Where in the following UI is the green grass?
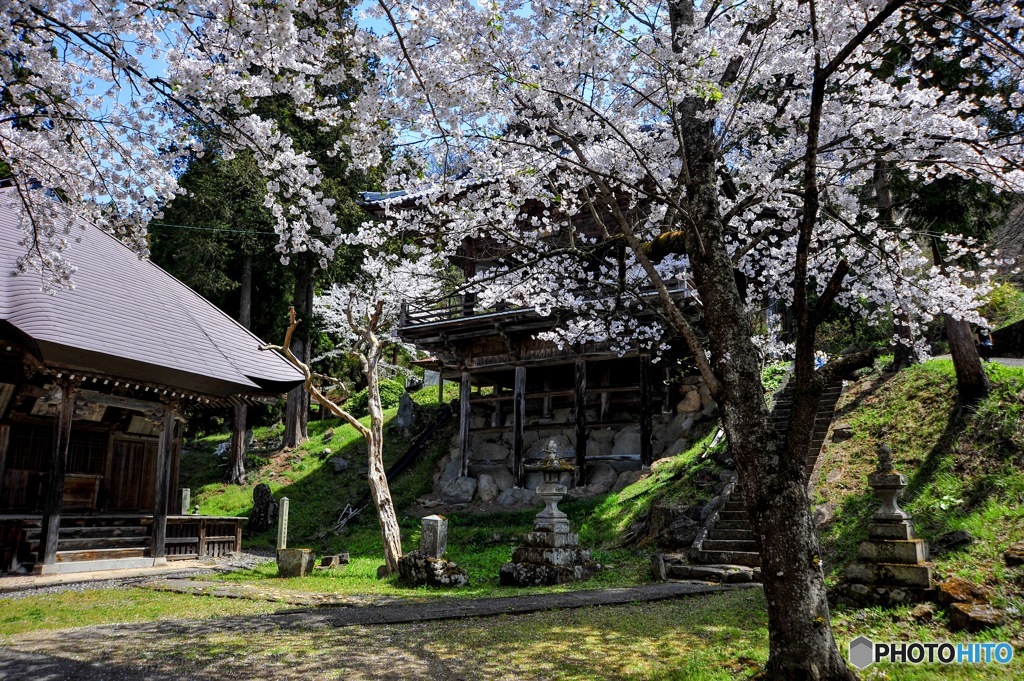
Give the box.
[816,360,1024,616]
[981,282,1024,330]
[579,423,722,547]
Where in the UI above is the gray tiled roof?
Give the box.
[0,192,303,397]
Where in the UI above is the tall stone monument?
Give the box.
[841,444,934,604]
[500,440,598,586]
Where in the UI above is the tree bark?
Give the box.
[284,256,314,447]
[874,162,917,370]
[365,343,403,575]
[229,255,252,484]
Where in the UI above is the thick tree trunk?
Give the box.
[663,6,854,669]
[229,255,252,484]
[365,348,403,575]
[284,256,314,447]
[946,315,990,406]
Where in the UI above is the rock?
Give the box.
[589,429,617,443]
[523,471,544,491]
[649,502,701,548]
[611,470,645,493]
[948,603,1006,632]
[611,433,643,457]
[932,530,974,556]
[676,390,702,413]
[661,438,689,458]
[1004,542,1024,566]
[471,439,510,462]
[395,392,416,430]
[397,550,469,588]
[322,428,335,442]
[937,576,993,605]
[330,457,349,473]
[471,466,515,491]
[700,496,722,522]
[320,553,350,569]
[587,464,619,489]
[439,453,463,486]
[440,476,478,504]
[248,483,277,533]
[700,403,718,418]
[831,422,853,442]
[497,487,540,507]
[813,504,835,527]
[910,603,936,623]
[526,434,571,459]
[651,554,668,581]
[477,474,499,503]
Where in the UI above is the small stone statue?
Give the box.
[875,443,895,473]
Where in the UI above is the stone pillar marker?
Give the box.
[277,497,289,550]
[420,515,448,558]
[179,488,191,516]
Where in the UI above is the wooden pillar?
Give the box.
[640,354,653,467]
[512,365,526,486]
[151,402,177,564]
[438,375,444,405]
[0,424,9,507]
[39,380,76,571]
[458,372,471,477]
[574,359,587,486]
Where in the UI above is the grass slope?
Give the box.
[816,359,1024,635]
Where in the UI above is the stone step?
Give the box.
[667,563,761,584]
[714,519,751,531]
[708,528,756,541]
[702,539,759,553]
[722,501,745,512]
[717,510,748,522]
[691,549,761,567]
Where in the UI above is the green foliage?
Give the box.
[980,282,1024,330]
[341,378,406,418]
[761,361,790,399]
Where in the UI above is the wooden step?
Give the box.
[55,548,148,563]
[55,537,150,551]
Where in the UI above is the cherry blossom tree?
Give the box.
[266,254,438,575]
[348,1,1023,677]
[1,0,357,292]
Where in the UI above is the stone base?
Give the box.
[868,520,915,541]
[277,548,315,578]
[499,561,598,586]
[844,561,933,588]
[500,529,598,586]
[397,550,469,588]
[832,582,937,607]
[857,539,928,564]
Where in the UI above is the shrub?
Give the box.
[342,378,406,418]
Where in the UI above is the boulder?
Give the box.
[438,452,463,486]
[395,392,416,431]
[831,422,853,442]
[472,440,510,462]
[477,474,499,503]
[931,529,974,556]
[248,483,277,533]
[611,432,643,457]
[497,488,540,507]
[587,464,619,490]
[948,603,1006,632]
[648,502,701,548]
[472,466,515,491]
[937,577,993,605]
[277,548,315,577]
[662,438,689,458]
[909,603,936,623]
[440,476,478,504]
[676,390,702,413]
[611,470,645,493]
[1004,542,1024,566]
[330,457,349,473]
[526,434,571,459]
[590,429,617,443]
[397,550,469,588]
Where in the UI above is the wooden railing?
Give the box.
[164,516,244,560]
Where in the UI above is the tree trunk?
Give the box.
[663,6,854,669]
[284,256,314,447]
[365,345,403,575]
[930,239,990,406]
[229,254,252,484]
[946,316,990,406]
[874,162,916,371]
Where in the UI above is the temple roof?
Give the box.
[0,191,303,398]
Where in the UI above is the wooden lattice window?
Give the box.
[7,424,107,474]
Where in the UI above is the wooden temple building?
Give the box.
[365,191,705,491]
[0,191,303,574]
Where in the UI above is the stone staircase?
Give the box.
[678,380,844,576]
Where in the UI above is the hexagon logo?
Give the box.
[849,636,875,670]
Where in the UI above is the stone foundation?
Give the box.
[499,530,598,586]
[397,550,469,588]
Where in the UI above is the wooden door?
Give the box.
[107,439,157,512]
